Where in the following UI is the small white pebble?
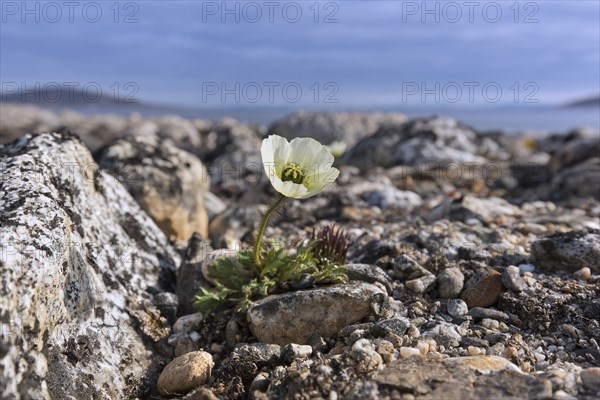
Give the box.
[534,352,546,362]
[400,347,421,358]
[468,346,482,356]
[189,331,201,342]
[210,342,224,353]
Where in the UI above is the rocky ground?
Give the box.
[1,104,599,399]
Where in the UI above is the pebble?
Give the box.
[153,292,179,324]
[501,265,526,292]
[282,343,313,363]
[460,337,490,348]
[384,333,404,348]
[484,333,510,345]
[580,367,600,391]
[347,329,367,345]
[460,268,504,308]
[436,267,465,299]
[352,339,384,369]
[374,339,395,362]
[307,334,327,352]
[343,323,374,338]
[344,263,394,293]
[487,342,505,356]
[468,346,483,356]
[210,343,224,353]
[186,388,218,400]
[173,313,204,334]
[247,282,384,345]
[157,351,214,396]
[407,325,421,338]
[364,188,423,211]
[447,299,469,318]
[416,341,429,355]
[248,372,270,398]
[422,321,463,345]
[468,307,509,321]
[574,267,592,280]
[520,361,532,373]
[174,336,196,357]
[481,319,500,330]
[393,255,431,280]
[225,318,241,348]
[400,347,421,358]
[405,274,437,294]
[502,346,518,359]
[371,318,410,337]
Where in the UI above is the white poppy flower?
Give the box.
[261,135,340,199]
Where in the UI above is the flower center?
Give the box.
[281,163,305,184]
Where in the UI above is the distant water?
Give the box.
[6,102,600,134]
[399,107,600,134]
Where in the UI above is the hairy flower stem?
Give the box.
[253,194,286,268]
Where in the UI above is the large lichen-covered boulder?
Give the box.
[0,132,180,399]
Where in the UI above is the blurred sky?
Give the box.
[1,0,599,108]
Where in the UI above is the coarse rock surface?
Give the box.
[95,135,211,244]
[2,108,599,399]
[0,132,180,399]
[247,282,385,345]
